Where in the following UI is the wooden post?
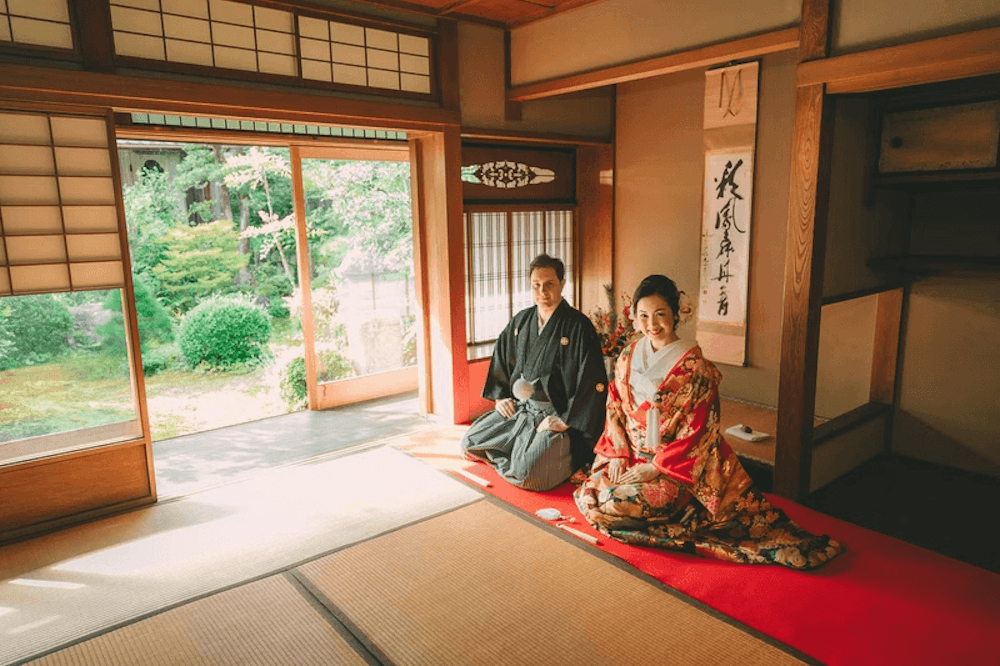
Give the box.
[774,0,834,500]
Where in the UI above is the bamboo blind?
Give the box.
[0,110,125,296]
[109,0,433,96]
[0,0,74,50]
[464,209,574,357]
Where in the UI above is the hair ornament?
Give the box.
[677,290,694,324]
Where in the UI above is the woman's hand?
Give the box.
[606,458,626,483]
[618,463,660,484]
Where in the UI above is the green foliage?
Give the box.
[142,342,182,376]
[279,349,352,410]
[178,295,272,370]
[278,355,308,410]
[0,294,74,370]
[311,161,413,277]
[258,273,293,318]
[153,220,247,314]
[122,167,183,276]
[99,276,174,356]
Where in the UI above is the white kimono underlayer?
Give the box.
[629,337,697,450]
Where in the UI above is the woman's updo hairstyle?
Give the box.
[632,274,682,329]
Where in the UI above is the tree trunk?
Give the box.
[212,145,234,223]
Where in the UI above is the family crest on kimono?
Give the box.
[461,254,608,491]
[574,274,844,570]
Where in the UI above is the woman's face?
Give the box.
[634,294,678,351]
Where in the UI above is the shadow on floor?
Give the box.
[152,391,430,499]
[806,454,1000,574]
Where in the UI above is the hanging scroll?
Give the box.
[698,61,759,366]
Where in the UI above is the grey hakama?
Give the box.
[461,300,608,491]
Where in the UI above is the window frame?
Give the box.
[463,202,579,362]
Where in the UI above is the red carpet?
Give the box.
[452,463,1000,666]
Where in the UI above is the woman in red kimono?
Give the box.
[574,275,843,570]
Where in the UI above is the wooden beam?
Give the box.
[870,287,903,405]
[73,0,116,71]
[774,0,832,501]
[798,26,1000,94]
[507,27,799,101]
[289,146,320,411]
[461,125,611,146]
[0,64,461,131]
[437,19,462,113]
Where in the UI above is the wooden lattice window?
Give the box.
[464,208,575,360]
[0,0,74,50]
[108,0,435,98]
[0,110,125,295]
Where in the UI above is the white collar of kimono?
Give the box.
[537,301,561,333]
[629,337,697,403]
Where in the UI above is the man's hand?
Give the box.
[494,398,516,419]
[535,415,569,433]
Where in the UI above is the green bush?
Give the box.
[178,295,272,370]
[142,342,181,376]
[279,355,308,410]
[279,349,353,410]
[0,294,74,370]
[100,275,174,357]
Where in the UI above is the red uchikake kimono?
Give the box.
[574,341,843,570]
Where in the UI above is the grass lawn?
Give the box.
[0,343,303,444]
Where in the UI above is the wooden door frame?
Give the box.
[775,12,1000,500]
[290,143,420,411]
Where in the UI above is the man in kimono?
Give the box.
[461,254,608,491]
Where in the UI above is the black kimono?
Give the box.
[461,299,608,490]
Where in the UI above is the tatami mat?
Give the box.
[298,501,813,666]
[0,447,479,666]
[22,575,370,666]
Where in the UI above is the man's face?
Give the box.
[531,267,564,314]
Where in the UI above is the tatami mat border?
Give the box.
[7,499,481,666]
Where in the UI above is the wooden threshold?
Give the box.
[812,401,891,446]
[798,26,1000,94]
[507,26,799,101]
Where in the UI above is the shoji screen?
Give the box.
[0,110,125,296]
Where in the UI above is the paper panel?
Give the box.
[209,0,252,25]
[0,113,50,144]
[254,6,292,33]
[0,145,54,175]
[70,260,125,288]
[54,147,112,177]
[166,38,213,66]
[161,0,209,19]
[0,175,59,205]
[59,177,115,205]
[50,117,108,148]
[0,205,63,233]
[256,28,294,55]
[213,45,257,71]
[398,34,428,56]
[365,28,396,51]
[62,205,119,233]
[367,69,399,90]
[114,31,166,60]
[258,52,296,77]
[5,234,67,264]
[66,233,122,261]
[333,64,367,87]
[400,73,431,94]
[162,14,211,42]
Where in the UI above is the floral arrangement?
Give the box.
[589,283,637,359]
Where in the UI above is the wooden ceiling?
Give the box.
[325,0,609,28]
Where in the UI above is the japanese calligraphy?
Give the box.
[699,151,753,324]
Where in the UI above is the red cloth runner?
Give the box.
[452,464,1000,666]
